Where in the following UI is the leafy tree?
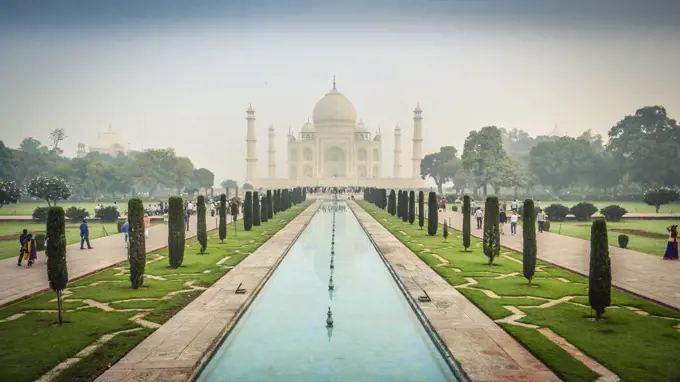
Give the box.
[46,207,68,325]
[461,126,509,196]
[128,198,146,289]
[0,181,21,209]
[600,205,628,222]
[427,192,438,236]
[0,141,18,181]
[26,176,71,206]
[133,148,179,197]
[168,196,185,268]
[408,190,415,224]
[522,199,537,284]
[49,128,67,154]
[589,219,612,320]
[529,137,595,196]
[197,195,208,254]
[169,156,195,195]
[266,190,273,219]
[388,190,396,215]
[483,196,500,265]
[644,188,679,213]
[417,191,424,229]
[243,191,253,231]
[218,194,227,243]
[607,106,680,187]
[192,168,215,195]
[420,146,461,196]
[462,195,471,251]
[19,137,45,154]
[221,179,238,189]
[243,183,254,190]
[253,191,261,226]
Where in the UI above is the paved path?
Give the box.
[96,201,320,382]
[0,214,230,307]
[440,210,680,311]
[350,202,557,381]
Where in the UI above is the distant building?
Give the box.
[77,127,128,158]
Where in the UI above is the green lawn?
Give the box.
[0,201,311,382]
[534,200,680,214]
[360,201,680,382]
[550,219,679,257]
[0,202,102,216]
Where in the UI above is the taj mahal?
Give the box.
[246,78,425,189]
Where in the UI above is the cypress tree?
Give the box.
[483,196,500,265]
[522,199,537,284]
[408,190,416,224]
[303,187,307,201]
[273,190,279,214]
[401,191,408,222]
[589,219,612,320]
[218,194,227,243]
[168,196,185,268]
[244,191,253,231]
[427,191,438,236]
[381,188,387,209]
[197,195,208,254]
[261,195,268,223]
[46,206,68,325]
[253,191,261,226]
[443,220,449,241]
[462,195,471,251]
[230,199,239,236]
[418,191,425,229]
[266,190,273,219]
[388,190,396,215]
[128,198,146,288]
[397,190,403,218]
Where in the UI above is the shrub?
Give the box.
[95,206,120,222]
[266,190,273,219]
[483,196,500,265]
[32,206,50,222]
[452,205,458,212]
[408,191,415,224]
[600,205,628,222]
[418,191,424,229]
[543,220,551,232]
[427,192,438,236]
[570,202,598,221]
[128,198,146,289]
[644,188,679,213]
[618,234,629,249]
[65,206,89,223]
[522,200,537,284]
[34,233,45,251]
[197,195,207,254]
[243,191,253,231]
[589,219,612,320]
[0,180,21,208]
[26,176,71,206]
[388,190,397,216]
[462,195,471,251]
[218,194,227,243]
[544,204,569,221]
[253,191,261,226]
[168,196,185,268]
[46,206,68,325]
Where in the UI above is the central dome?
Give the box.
[312,85,357,126]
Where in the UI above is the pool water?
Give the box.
[197,201,460,381]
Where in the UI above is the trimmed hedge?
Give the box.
[618,234,629,249]
[243,191,253,231]
[462,195,471,251]
[65,206,89,223]
[168,196,185,268]
[427,192,438,236]
[46,206,68,325]
[388,190,396,216]
[545,204,569,221]
[589,219,612,320]
[95,206,120,222]
[253,191,261,226]
[408,191,415,224]
[522,199,537,284]
[570,202,598,221]
[197,195,207,254]
[32,207,49,222]
[128,198,146,288]
[266,190,273,219]
[218,194,227,243]
[600,205,628,222]
[418,191,425,229]
[483,196,500,265]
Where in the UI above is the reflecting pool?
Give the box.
[197,201,460,381]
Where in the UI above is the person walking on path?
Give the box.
[499,209,507,235]
[474,207,483,230]
[25,234,37,267]
[143,214,151,239]
[537,209,547,233]
[184,210,191,231]
[510,211,519,235]
[17,229,28,266]
[471,199,476,216]
[121,220,130,248]
[664,225,678,260]
[80,219,93,249]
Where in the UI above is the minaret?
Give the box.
[393,124,402,178]
[268,125,276,178]
[412,103,423,179]
[245,104,257,183]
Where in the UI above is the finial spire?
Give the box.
[333,75,336,89]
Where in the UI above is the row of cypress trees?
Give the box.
[241,187,305,231]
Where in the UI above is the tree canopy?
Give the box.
[420,146,462,196]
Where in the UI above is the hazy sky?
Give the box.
[2,0,679,183]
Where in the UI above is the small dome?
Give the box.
[356,119,368,132]
[312,85,357,126]
[89,129,127,155]
[301,121,315,133]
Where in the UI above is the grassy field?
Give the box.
[360,201,680,382]
[550,220,679,257]
[0,201,311,382]
[534,200,680,214]
[0,202,102,216]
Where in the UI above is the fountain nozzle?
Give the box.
[326,306,334,327]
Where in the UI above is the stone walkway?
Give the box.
[440,210,680,311]
[0,214,228,307]
[349,202,558,381]
[95,201,320,382]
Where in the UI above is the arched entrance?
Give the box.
[324,146,346,178]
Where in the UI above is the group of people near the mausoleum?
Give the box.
[450,197,548,236]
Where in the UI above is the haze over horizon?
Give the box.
[2,0,679,183]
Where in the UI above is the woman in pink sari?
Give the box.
[663,225,678,260]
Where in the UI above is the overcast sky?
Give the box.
[1,0,679,183]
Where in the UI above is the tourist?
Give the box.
[664,225,678,260]
[17,229,28,267]
[210,202,216,217]
[537,209,547,233]
[121,220,129,248]
[499,209,507,235]
[510,211,519,235]
[144,214,151,239]
[80,219,93,249]
[112,202,118,211]
[536,200,542,209]
[470,199,476,216]
[185,210,191,231]
[502,201,507,212]
[511,199,518,212]
[474,207,483,230]
[25,234,37,267]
